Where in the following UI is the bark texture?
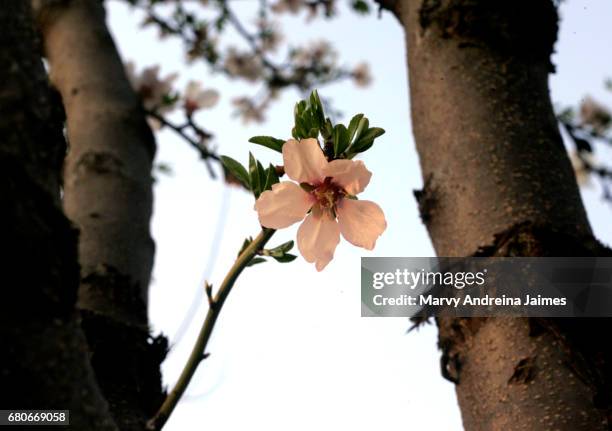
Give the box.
[0,1,117,429]
[32,0,164,429]
[398,0,612,429]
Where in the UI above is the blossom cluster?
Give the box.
[559,91,612,200]
[131,0,375,124]
[125,62,219,117]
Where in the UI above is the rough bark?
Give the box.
[32,0,164,429]
[0,1,117,429]
[397,0,612,429]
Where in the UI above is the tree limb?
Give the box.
[0,1,117,428]
[32,0,164,428]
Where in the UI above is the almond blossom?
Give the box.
[256,18,283,52]
[184,81,219,115]
[270,0,304,14]
[125,62,177,112]
[224,48,264,82]
[254,138,386,271]
[292,40,336,69]
[579,96,612,134]
[352,62,372,88]
[570,150,597,187]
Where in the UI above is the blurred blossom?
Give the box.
[570,150,597,187]
[184,81,219,114]
[271,0,304,14]
[125,62,178,113]
[224,48,265,82]
[305,0,337,20]
[232,97,266,124]
[579,96,611,134]
[257,19,283,52]
[352,62,372,87]
[292,40,337,69]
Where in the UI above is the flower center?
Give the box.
[312,178,344,210]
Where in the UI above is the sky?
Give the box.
[106,1,612,429]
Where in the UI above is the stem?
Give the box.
[147,110,219,178]
[148,111,218,161]
[147,228,276,430]
[222,1,279,73]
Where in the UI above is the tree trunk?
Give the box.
[32,0,164,429]
[0,1,117,429]
[392,0,612,429]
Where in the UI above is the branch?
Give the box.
[373,0,401,20]
[3,1,117,429]
[147,228,276,431]
[33,0,163,427]
[147,110,220,178]
[221,0,279,72]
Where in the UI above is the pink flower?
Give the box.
[254,138,386,271]
[184,81,219,114]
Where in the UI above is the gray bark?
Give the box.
[32,1,164,429]
[391,0,612,429]
[0,1,117,429]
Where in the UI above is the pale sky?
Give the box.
[106,1,612,429]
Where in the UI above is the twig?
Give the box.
[221,1,279,73]
[147,110,219,178]
[147,228,276,431]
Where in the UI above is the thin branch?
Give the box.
[222,0,279,72]
[147,110,219,178]
[147,228,276,431]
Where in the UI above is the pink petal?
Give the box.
[255,182,314,229]
[323,159,372,195]
[282,138,327,185]
[297,207,340,271]
[336,199,386,250]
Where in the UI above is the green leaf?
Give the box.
[349,140,375,155]
[321,118,334,140]
[249,136,285,153]
[333,124,350,157]
[263,164,280,192]
[352,117,369,143]
[249,152,261,197]
[247,257,267,266]
[347,114,364,143]
[348,127,385,155]
[309,90,325,127]
[267,240,294,257]
[351,0,370,14]
[307,127,320,139]
[220,156,250,189]
[293,117,308,140]
[256,160,267,193]
[356,127,385,144]
[295,100,307,118]
[301,110,317,136]
[272,253,297,263]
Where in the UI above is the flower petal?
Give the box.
[196,89,220,108]
[297,207,340,271]
[255,182,314,229]
[283,138,327,185]
[324,159,372,195]
[336,199,386,250]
